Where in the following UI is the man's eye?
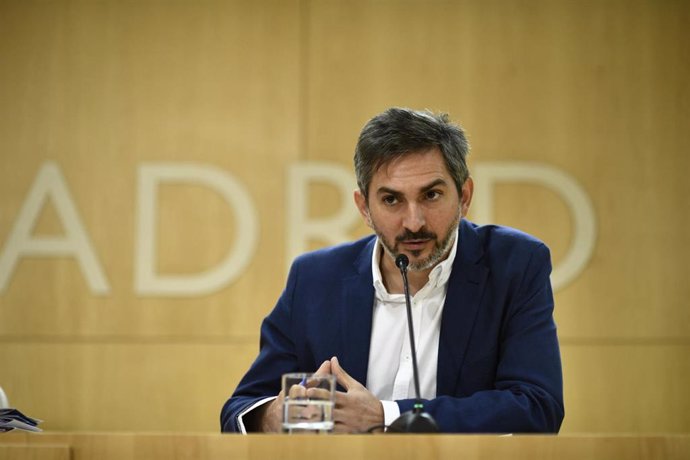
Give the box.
[382,195,398,205]
[426,190,441,200]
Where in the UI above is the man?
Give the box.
[221,108,564,433]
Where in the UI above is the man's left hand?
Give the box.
[330,356,384,433]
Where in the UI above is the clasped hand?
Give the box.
[257,357,384,433]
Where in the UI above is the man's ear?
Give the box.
[460,177,474,217]
[354,189,373,228]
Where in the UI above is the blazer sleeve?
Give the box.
[396,242,564,433]
[219,260,301,432]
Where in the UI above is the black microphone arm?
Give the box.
[386,254,439,433]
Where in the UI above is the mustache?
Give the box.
[395,228,437,242]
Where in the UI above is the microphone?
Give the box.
[387,254,439,433]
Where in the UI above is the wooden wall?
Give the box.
[0,0,688,433]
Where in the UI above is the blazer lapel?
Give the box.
[340,238,376,386]
[437,220,489,396]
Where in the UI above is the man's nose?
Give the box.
[402,203,425,232]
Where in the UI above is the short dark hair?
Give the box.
[354,107,470,200]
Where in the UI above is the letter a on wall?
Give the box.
[0,161,110,294]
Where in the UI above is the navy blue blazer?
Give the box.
[221,219,564,433]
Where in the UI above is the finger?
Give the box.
[332,406,349,425]
[332,411,355,434]
[334,390,349,407]
[330,356,357,391]
[314,359,331,376]
[287,383,307,399]
[333,421,350,434]
[305,387,331,400]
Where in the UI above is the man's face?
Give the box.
[354,148,473,272]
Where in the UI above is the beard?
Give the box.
[372,210,461,272]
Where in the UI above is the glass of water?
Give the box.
[282,372,336,434]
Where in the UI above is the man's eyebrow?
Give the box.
[375,178,449,196]
[375,186,402,196]
[420,178,448,193]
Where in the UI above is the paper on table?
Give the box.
[0,408,43,433]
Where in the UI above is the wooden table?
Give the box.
[1,432,689,460]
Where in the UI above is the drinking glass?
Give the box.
[282,373,336,434]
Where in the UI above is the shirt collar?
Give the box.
[371,226,460,300]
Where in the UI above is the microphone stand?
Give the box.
[386,254,439,433]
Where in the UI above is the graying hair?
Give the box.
[354,107,470,200]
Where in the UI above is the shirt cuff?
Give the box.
[380,400,401,429]
[237,396,277,434]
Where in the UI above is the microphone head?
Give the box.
[395,254,409,270]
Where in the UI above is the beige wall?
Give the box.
[0,0,688,433]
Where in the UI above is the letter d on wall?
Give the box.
[135,163,258,296]
[472,162,597,291]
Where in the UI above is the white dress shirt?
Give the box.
[366,231,458,427]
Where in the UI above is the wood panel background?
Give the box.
[0,0,688,433]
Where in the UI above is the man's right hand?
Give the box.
[252,359,333,432]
